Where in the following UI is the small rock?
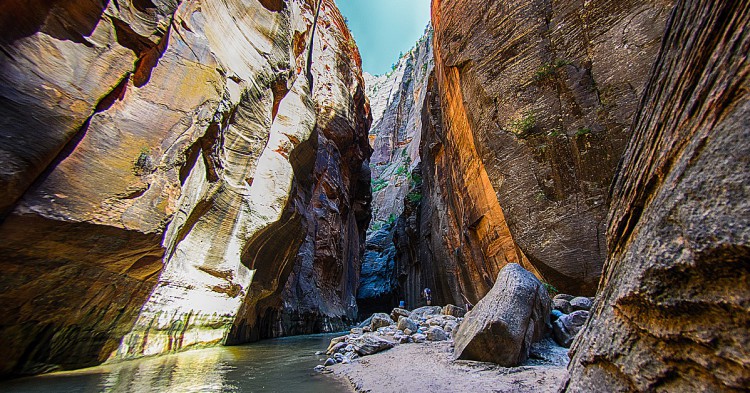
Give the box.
[324,358,336,366]
[570,297,593,311]
[444,320,458,333]
[554,294,575,301]
[427,326,449,341]
[397,316,419,333]
[391,307,411,321]
[326,338,348,355]
[345,344,355,352]
[553,298,573,314]
[409,306,443,320]
[553,310,590,347]
[314,365,326,372]
[363,326,372,332]
[370,313,394,330]
[314,351,324,355]
[411,333,427,343]
[404,328,413,335]
[350,327,364,335]
[341,357,351,364]
[333,353,345,363]
[442,304,466,318]
[551,309,564,321]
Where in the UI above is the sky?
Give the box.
[336,0,431,75]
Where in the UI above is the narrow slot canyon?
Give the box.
[0,0,747,392]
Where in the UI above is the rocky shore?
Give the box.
[315,265,592,392]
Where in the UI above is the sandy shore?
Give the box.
[330,338,569,393]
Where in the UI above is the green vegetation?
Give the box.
[533,59,571,83]
[395,164,408,176]
[386,213,397,225]
[543,282,559,296]
[575,127,592,137]
[508,112,537,138]
[406,190,423,204]
[371,178,388,192]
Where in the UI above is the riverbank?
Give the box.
[331,338,569,393]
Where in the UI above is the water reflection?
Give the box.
[1,333,349,393]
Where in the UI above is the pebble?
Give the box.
[324,358,336,366]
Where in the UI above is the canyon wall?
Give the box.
[564,0,750,390]
[0,0,369,375]
[428,0,675,296]
[357,29,434,313]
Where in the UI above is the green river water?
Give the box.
[0,333,351,393]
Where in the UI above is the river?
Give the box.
[0,333,351,393]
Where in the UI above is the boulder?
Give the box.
[442,304,466,318]
[551,309,565,321]
[326,335,348,354]
[427,326,449,341]
[409,306,443,320]
[553,298,573,314]
[324,358,336,366]
[453,264,551,366]
[553,310,589,347]
[357,315,374,328]
[391,308,411,321]
[411,333,427,343]
[397,316,419,333]
[570,297,592,311]
[348,333,396,356]
[553,294,575,301]
[369,313,394,330]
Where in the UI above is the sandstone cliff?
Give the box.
[358,29,433,313]
[564,0,750,390]
[0,0,369,375]
[428,0,675,296]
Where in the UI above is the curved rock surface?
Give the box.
[564,1,750,391]
[429,0,675,295]
[0,0,370,376]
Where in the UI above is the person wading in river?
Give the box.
[422,287,432,306]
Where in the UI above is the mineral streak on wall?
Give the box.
[0,0,370,375]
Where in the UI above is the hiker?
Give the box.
[422,287,432,306]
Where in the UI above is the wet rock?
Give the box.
[409,306,443,320]
[442,304,466,318]
[391,308,411,321]
[333,353,345,363]
[315,351,324,355]
[427,326,449,341]
[453,264,551,366]
[397,316,419,333]
[348,333,396,356]
[552,310,589,348]
[324,358,336,366]
[314,365,326,372]
[570,297,592,311]
[553,298,573,314]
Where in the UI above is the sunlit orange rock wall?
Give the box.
[429,0,674,295]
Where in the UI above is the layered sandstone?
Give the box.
[0,0,369,375]
[358,29,433,313]
[429,0,675,295]
[564,1,750,390]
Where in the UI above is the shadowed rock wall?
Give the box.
[429,0,675,296]
[564,0,750,390]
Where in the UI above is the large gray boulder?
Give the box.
[397,316,419,333]
[369,313,394,330]
[453,264,551,366]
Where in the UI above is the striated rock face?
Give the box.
[564,1,750,391]
[0,0,369,375]
[429,0,675,295]
[358,28,433,314]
